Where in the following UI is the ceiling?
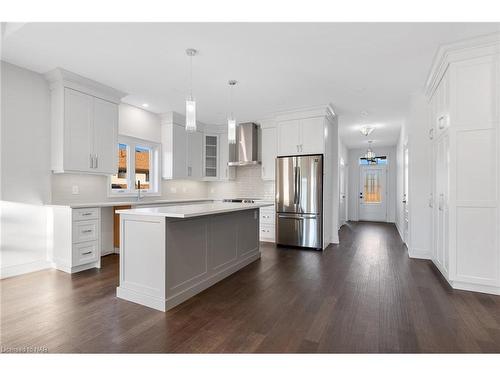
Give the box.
[2,22,499,148]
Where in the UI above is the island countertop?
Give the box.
[116,201,273,218]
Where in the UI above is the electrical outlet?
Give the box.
[72,185,79,195]
[182,187,187,193]
[210,188,215,194]
[170,187,177,193]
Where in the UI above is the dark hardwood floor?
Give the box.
[2,221,500,353]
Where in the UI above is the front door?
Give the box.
[359,166,387,222]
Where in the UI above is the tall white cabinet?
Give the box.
[45,68,125,175]
[426,33,500,295]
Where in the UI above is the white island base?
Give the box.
[116,203,267,312]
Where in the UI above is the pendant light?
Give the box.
[227,80,238,144]
[365,140,376,161]
[185,48,197,133]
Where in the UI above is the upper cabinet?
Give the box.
[46,68,125,175]
[277,116,325,156]
[218,133,236,181]
[203,134,219,180]
[161,111,204,180]
[261,124,277,180]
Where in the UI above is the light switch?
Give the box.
[72,185,79,195]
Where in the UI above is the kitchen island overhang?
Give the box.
[115,202,273,312]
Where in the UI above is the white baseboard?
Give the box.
[450,280,500,296]
[0,259,52,279]
[408,247,431,260]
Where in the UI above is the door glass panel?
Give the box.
[135,145,151,189]
[111,143,128,190]
[364,171,381,203]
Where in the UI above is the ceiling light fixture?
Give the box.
[360,125,375,137]
[185,48,197,133]
[141,103,149,108]
[227,80,238,144]
[364,140,376,161]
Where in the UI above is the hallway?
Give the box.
[2,222,500,353]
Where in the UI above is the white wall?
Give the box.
[397,93,432,259]
[348,145,397,223]
[0,61,52,278]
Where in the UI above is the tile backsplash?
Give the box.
[206,165,275,200]
[50,166,274,204]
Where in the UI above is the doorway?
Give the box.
[359,166,387,222]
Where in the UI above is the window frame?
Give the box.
[108,135,161,197]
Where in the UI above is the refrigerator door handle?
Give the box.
[297,166,302,212]
[293,165,299,205]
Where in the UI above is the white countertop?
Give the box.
[48,198,214,209]
[116,202,274,218]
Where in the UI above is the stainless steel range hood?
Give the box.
[228,122,261,166]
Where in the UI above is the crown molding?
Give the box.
[45,67,127,104]
[425,32,500,98]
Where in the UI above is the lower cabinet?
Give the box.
[259,205,275,242]
[52,206,102,273]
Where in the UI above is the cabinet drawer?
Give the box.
[260,211,275,224]
[260,223,275,242]
[73,220,99,243]
[73,241,99,266]
[72,207,100,221]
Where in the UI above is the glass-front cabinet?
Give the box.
[203,134,219,179]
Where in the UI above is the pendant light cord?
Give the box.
[189,53,193,99]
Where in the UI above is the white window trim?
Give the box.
[108,135,162,197]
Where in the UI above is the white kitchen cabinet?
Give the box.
[52,206,102,273]
[259,205,276,242]
[92,97,118,174]
[261,127,277,180]
[426,33,500,295]
[46,68,125,175]
[187,131,203,179]
[161,112,204,180]
[218,132,236,181]
[277,116,325,156]
[278,119,301,155]
[203,134,219,180]
[300,117,325,154]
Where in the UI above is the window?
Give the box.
[359,156,388,165]
[109,136,160,196]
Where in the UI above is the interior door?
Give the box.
[93,97,118,174]
[359,166,387,222]
[403,145,409,244]
[339,160,347,226]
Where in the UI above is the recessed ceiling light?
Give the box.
[142,103,149,108]
[360,126,375,137]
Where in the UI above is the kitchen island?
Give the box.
[116,202,273,311]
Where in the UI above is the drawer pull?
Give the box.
[81,251,93,255]
[82,229,93,233]
[82,213,92,216]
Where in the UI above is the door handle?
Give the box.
[90,154,93,168]
[81,251,93,255]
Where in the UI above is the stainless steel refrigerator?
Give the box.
[276,154,323,250]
